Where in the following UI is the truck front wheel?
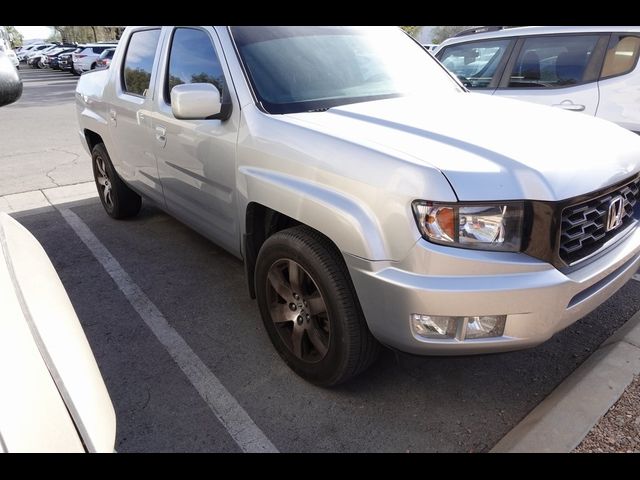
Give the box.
[255,225,380,386]
[91,143,142,219]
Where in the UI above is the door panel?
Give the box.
[107,28,164,204]
[597,34,640,132]
[150,27,239,255]
[496,82,599,115]
[494,34,605,116]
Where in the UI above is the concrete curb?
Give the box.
[0,182,97,216]
[491,308,640,452]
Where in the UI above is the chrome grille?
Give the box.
[560,177,640,264]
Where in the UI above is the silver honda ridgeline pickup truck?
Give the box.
[76,26,640,386]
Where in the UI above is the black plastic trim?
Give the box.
[525,173,640,271]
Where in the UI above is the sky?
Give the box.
[14,26,53,41]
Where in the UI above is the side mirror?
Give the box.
[170,83,231,121]
[0,53,22,107]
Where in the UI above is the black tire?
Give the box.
[255,225,380,386]
[90,62,96,70]
[91,143,142,219]
[72,68,80,76]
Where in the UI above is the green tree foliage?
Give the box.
[190,72,224,93]
[50,26,124,44]
[124,67,152,96]
[400,26,422,38]
[167,72,225,97]
[167,74,185,94]
[3,26,23,47]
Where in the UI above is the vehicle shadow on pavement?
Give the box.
[16,201,640,452]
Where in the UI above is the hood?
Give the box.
[284,93,640,201]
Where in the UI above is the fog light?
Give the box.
[410,314,457,339]
[464,315,506,339]
[411,314,506,340]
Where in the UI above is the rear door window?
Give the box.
[507,35,600,88]
[438,39,511,88]
[601,34,640,79]
[122,29,161,96]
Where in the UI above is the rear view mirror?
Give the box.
[0,53,22,107]
[170,83,231,120]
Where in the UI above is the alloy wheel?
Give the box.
[95,155,114,211]
[266,259,330,363]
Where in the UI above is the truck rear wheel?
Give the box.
[91,143,141,219]
[255,225,380,386]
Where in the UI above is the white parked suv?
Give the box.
[73,44,118,74]
[76,26,640,386]
[434,26,640,133]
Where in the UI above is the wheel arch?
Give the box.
[84,129,104,153]
[241,168,389,298]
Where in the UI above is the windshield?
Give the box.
[230,26,461,114]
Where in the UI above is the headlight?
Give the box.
[412,201,524,252]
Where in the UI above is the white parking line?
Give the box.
[59,208,278,453]
[633,273,640,282]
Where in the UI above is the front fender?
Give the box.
[240,167,392,260]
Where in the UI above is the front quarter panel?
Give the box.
[237,106,457,261]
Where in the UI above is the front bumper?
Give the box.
[346,226,640,355]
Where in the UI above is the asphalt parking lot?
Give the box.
[3,68,640,452]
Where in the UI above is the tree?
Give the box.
[3,26,23,48]
[47,30,62,42]
[400,26,422,38]
[431,26,476,44]
[124,67,152,96]
[49,26,122,44]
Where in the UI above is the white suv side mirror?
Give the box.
[170,83,228,120]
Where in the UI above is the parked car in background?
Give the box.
[47,47,78,70]
[27,45,61,68]
[0,52,116,453]
[59,47,84,73]
[422,43,438,51]
[0,27,19,69]
[22,44,54,62]
[76,26,640,386]
[73,44,118,74]
[18,44,51,61]
[434,26,640,133]
[95,48,115,69]
[29,44,77,69]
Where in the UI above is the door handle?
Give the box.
[552,100,586,112]
[155,126,167,147]
[109,109,117,126]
